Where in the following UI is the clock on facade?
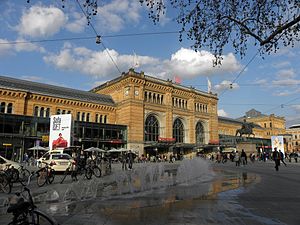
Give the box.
[134,90,139,96]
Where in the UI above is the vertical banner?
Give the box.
[49,114,72,150]
[271,136,284,153]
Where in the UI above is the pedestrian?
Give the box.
[279,150,287,166]
[234,151,240,166]
[241,149,247,166]
[121,152,127,170]
[128,150,134,170]
[273,148,280,171]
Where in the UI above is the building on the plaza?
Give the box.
[218,116,271,154]
[285,124,300,152]
[240,109,286,137]
[0,69,290,160]
[0,75,127,159]
[92,69,219,157]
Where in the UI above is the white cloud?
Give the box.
[218,109,229,117]
[14,38,45,53]
[160,48,242,79]
[276,69,296,79]
[65,12,87,33]
[0,38,45,56]
[44,45,242,81]
[16,5,66,38]
[95,0,141,32]
[214,80,240,93]
[0,38,12,55]
[272,61,291,69]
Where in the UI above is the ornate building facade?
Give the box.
[92,69,219,156]
[0,75,127,159]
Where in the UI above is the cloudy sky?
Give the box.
[1,0,300,127]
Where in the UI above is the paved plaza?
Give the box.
[0,159,300,225]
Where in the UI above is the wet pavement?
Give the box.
[1,159,300,225]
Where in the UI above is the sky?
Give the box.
[0,0,300,127]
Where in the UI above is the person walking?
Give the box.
[241,149,247,166]
[234,151,240,166]
[273,148,281,171]
[121,152,127,170]
[279,150,287,166]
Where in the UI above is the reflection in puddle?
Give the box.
[43,167,264,225]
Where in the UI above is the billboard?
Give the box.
[271,136,284,153]
[49,114,72,150]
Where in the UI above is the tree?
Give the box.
[140,0,300,64]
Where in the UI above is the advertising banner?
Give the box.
[49,114,72,150]
[271,136,284,153]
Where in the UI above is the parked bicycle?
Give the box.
[36,162,55,187]
[60,161,93,184]
[0,170,12,193]
[18,165,31,186]
[7,173,59,225]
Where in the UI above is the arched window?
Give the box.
[7,103,13,114]
[173,118,184,143]
[87,113,90,122]
[76,112,80,121]
[56,109,61,115]
[46,108,50,117]
[95,114,99,123]
[0,102,6,113]
[100,115,103,123]
[195,122,205,145]
[40,107,45,117]
[104,115,107,123]
[34,106,39,116]
[81,112,85,121]
[144,114,159,142]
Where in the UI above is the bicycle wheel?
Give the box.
[92,166,101,178]
[48,169,55,184]
[60,168,69,184]
[31,209,59,225]
[19,168,30,186]
[0,174,11,194]
[37,168,47,187]
[84,167,92,180]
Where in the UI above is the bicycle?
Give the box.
[60,161,92,184]
[87,160,102,178]
[3,164,19,183]
[0,171,12,193]
[7,173,59,225]
[36,162,55,187]
[18,165,31,186]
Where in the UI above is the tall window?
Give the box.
[46,108,50,117]
[195,122,205,145]
[81,112,85,121]
[104,115,107,123]
[144,114,159,142]
[86,113,90,122]
[95,114,99,123]
[7,103,13,114]
[173,118,184,143]
[34,106,39,116]
[40,107,45,117]
[76,112,80,121]
[0,102,6,113]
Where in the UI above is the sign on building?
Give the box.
[271,136,284,153]
[49,114,72,150]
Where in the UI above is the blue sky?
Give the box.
[1,1,300,127]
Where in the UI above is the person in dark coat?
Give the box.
[273,148,280,171]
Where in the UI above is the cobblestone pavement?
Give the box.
[0,160,299,225]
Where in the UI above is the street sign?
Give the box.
[2,143,12,147]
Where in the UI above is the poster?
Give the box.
[271,136,284,153]
[49,114,72,150]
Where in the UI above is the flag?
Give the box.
[174,75,182,84]
[207,77,212,93]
